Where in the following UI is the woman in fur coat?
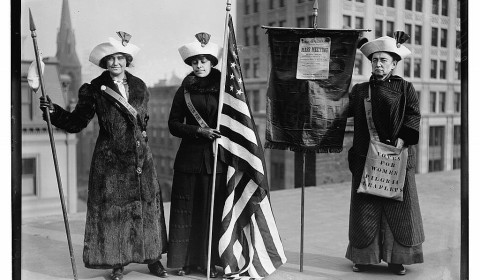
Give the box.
[40,32,168,280]
[167,32,226,278]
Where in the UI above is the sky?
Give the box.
[21,0,237,86]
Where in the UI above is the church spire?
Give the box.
[56,0,82,103]
[56,0,80,66]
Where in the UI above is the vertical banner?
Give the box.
[263,28,363,153]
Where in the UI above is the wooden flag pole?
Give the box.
[29,9,78,280]
[207,1,232,279]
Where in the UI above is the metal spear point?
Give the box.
[312,0,318,29]
[29,9,78,280]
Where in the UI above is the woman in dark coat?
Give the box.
[167,32,226,278]
[345,34,424,276]
[40,32,168,280]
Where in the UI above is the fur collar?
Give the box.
[91,70,145,92]
[181,68,221,94]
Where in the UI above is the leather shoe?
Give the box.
[177,266,191,276]
[110,267,124,280]
[148,261,168,278]
[352,264,370,272]
[388,263,406,275]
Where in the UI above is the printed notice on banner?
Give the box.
[296,37,331,80]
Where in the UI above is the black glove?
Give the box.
[39,95,55,114]
[197,127,221,140]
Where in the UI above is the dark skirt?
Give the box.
[167,170,227,268]
[346,214,424,265]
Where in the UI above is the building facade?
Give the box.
[235,0,461,189]
[21,59,78,217]
[147,85,182,201]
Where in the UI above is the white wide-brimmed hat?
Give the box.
[360,32,411,61]
[178,32,221,66]
[89,31,140,68]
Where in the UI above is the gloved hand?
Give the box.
[197,127,221,140]
[39,95,55,114]
[395,138,404,149]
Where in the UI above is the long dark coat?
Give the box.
[50,70,168,269]
[167,68,227,268]
[347,75,425,249]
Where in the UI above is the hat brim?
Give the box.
[178,41,221,66]
[360,36,411,61]
[89,37,140,68]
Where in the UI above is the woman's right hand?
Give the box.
[197,127,221,140]
[39,95,55,114]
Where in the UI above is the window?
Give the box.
[268,21,276,27]
[21,84,33,121]
[376,0,383,5]
[456,31,461,49]
[354,53,363,75]
[308,15,315,27]
[453,125,461,169]
[279,0,285,7]
[454,92,461,113]
[244,27,250,46]
[244,0,250,14]
[439,60,446,79]
[431,27,438,46]
[405,0,412,10]
[355,17,364,29]
[414,25,422,45]
[343,15,351,28]
[440,29,447,47]
[253,0,259,13]
[429,91,437,113]
[22,158,37,196]
[404,57,411,77]
[387,0,395,7]
[432,0,439,14]
[278,20,286,27]
[253,25,259,45]
[298,0,305,3]
[375,20,383,38]
[438,91,446,112]
[387,21,394,37]
[414,58,421,77]
[253,57,260,78]
[269,0,274,9]
[405,24,412,39]
[297,17,306,28]
[441,0,448,16]
[252,90,260,112]
[455,62,461,80]
[430,59,437,78]
[429,126,445,171]
[243,59,250,78]
[415,0,422,12]
[356,0,364,2]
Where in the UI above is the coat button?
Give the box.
[136,140,140,147]
[136,167,142,174]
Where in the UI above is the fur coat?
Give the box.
[347,75,425,248]
[50,70,168,269]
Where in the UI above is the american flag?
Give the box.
[217,15,287,279]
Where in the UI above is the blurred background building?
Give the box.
[20,0,461,215]
[235,0,461,189]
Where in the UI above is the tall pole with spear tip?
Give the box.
[28,9,78,280]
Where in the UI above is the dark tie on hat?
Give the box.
[116,31,132,46]
[393,31,410,48]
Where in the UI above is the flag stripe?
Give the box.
[223,91,252,118]
[218,137,264,175]
[219,113,258,145]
